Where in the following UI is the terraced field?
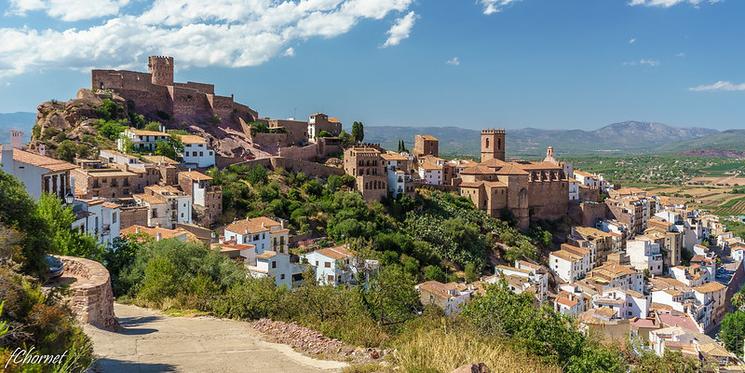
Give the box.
[713,196,745,216]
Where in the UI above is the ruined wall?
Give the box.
[280,144,318,161]
[172,86,212,122]
[176,81,215,94]
[58,256,117,330]
[250,132,291,152]
[236,157,344,178]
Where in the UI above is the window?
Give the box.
[280,274,285,280]
[327,275,334,283]
[199,152,204,157]
[271,261,276,269]
[324,262,331,268]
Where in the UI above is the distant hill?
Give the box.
[365,121,720,157]
[0,112,35,144]
[661,129,745,153]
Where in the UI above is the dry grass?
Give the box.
[392,328,561,373]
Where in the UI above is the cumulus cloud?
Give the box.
[689,81,745,92]
[628,0,720,7]
[283,47,295,57]
[629,38,636,44]
[382,11,417,47]
[8,0,130,21]
[0,0,414,77]
[446,57,460,66]
[479,0,519,15]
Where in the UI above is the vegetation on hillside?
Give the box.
[0,171,95,372]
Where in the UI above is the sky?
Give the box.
[0,0,743,130]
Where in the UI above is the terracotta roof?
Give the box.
[179,170,213,181]
[8,148,77,172]
[461,165,497,175]
[179,135,207,144]
[213,241,255,252]
[699,342,735,358]
[102,202,120,209]
[459,181,485,188]
[380,153,409,161]
[120,225,199,242]
[495,164,529,176]
[561,243,590,257]
[316,245,354,260]
[226,217,283,235]
[128,128,169,136]
[417,281,465,301]
[694,281,726,293]
[513,161,563,170]
[417,135,438,141]
[256,251,278,260]
[556,291,579,307]
[550,249,583,262]
[133,193,166,205]
[142,155,179,165]
[657,313,700,332]
[479,158,509,168]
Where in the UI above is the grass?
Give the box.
[392,328,561,373]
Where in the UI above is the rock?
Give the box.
[452,363,490,373]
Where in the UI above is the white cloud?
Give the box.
[629,38,636,44]
[624,59,660,67]
[8,0,130,21]
[283,47,295,57]
[0,0,414,78]
[479,0,519,15]
[446,57,460,66]
[628,0,720,8]
[689,81,745,92]
[382,11,417,47]
[676,52,686,57]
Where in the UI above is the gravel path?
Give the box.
[84,303,348,373]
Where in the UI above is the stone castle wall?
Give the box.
[58,256,118,330]
[237,157,344,178]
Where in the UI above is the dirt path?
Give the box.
[84,303,348,373]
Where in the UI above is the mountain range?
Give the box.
[365,121,737,157]
[0,112,740,157]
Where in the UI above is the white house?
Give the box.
[626,238,664,275]
[179,135,215,168]
[418,156,444,185]
[416,281,475,316]
[492,261,549,302]
[117,127,170,152]
[133,185,192,229]
[248,250,293,289]
[549,247,589,283]
[592,288,650,319]
[554,289,586,317]
[0,146,77,200]
[224,216,289,254]
[670,265,712,287]
[301,245,358,286]
[381,152,415,198]
[70,199,121,247]
[732,243,745,262]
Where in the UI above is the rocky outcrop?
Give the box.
[251,318,386,364]
[57,256,118,330]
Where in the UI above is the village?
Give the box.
[2,56,745,372]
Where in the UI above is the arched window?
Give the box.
[485,138,490,149]
[497,138,501,150]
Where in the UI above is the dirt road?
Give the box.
[84,303,348,372]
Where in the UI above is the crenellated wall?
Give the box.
[57,256,118,330]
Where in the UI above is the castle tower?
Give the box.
[481,129,505,163]
[148,56,174,86]
[544,146,557,163]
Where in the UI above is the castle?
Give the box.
[92,56,258,127]
[456,129,569,230]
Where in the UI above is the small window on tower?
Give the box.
[485,138,490,148]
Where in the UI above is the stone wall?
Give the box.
[58,256,118,330]
[236,157,344,178]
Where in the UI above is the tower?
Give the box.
[480,129,505,162]
[148,56,174,86]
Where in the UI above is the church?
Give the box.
[455,129,569,230]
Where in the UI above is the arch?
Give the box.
[485,138,490,149]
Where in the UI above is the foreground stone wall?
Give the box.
[58,256,118,330]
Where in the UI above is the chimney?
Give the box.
[10,130,23,149]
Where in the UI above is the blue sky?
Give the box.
[0,0,743,130]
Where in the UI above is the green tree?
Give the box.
[464,262,479,283]
[632,351,699,373]
[351,121,364,143]
[154,138,182,160]
[97,119,127,140]
[423,265,446,282]
[360,265,420,327]
[143,121,162,131]
[37,194,103,260]
[0,171,49,274]
[720,311,745,356]
[566,344,625,373]
[56,140,81,162]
